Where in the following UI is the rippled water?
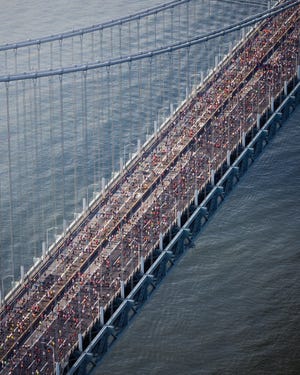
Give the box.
[0,1,299,374]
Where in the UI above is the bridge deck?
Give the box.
[0,4,299,374]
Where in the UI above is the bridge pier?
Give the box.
[226,150,231,167]
[120,280,125,299]
[140,255,145,275]
[100,306,105,326]
[284,80,288,96]
[159,232,163,251]
[210,169,215,186]
[177,211,182,228]
[242,131,246,148]
[270,96,275,113]
[78,333,83,352]
[194,189,199,206]
[257,113,261,129]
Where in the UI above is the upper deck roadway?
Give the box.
[0,2,299,374]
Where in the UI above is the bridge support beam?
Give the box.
[78,333,83,352]
[284,80,288,96]
[257,113,261,129]
[140,255,145,275]
[270,96,275,113]
[210,169,215,186]
[120,280,125,299]
[227,150,231,167]
[159,232,163,251]
[100,306,105,326]
[194,189,199,206]
[242,131,246,148]
[177,211,182,228]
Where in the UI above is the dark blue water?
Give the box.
[0,1,299,374]
[94,106,300,374]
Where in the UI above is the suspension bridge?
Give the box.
[0,0,299,374]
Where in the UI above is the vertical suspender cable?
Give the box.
[100,67,104,179]
[48,76,57,230]
[169,50,173,110]
[59,74,66,224]
[106,65,114,174]
[128,22,131,55]
[50,42,53,70]
[14,48,17,73]
[99,28,103,62]
[146,14,149,50]
[119,63,123,165]
[15,80,24,269]
[137,18,140,53]
[96,68,102,183]
[37,48,45,236]
[154,12,157,49]
[33,78,40,257]
[110,27,113,59]
[80,34,83,65]
[178,48,182,102]
[59,38,63,68]
[22,80,30,256]
[162,8,165,44]
[91,31,95,62]
[137,59,143,143]
[185,46,190,97]
[193,0,197,35]
[91,69,97,191]
[28,46,31,71]
[5,81,15,284]
[128,60,133,157]
[71,36,74,66]
[37,42,41,71]
[82,70,89,202]
[71,72,79,214]
[5,50,8,74]
[186,0,190,39]
[111,65,116,174]
[149,57,153,135]
[119,23,122,59]
[171,7,174,44]
[178,1,181,41]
